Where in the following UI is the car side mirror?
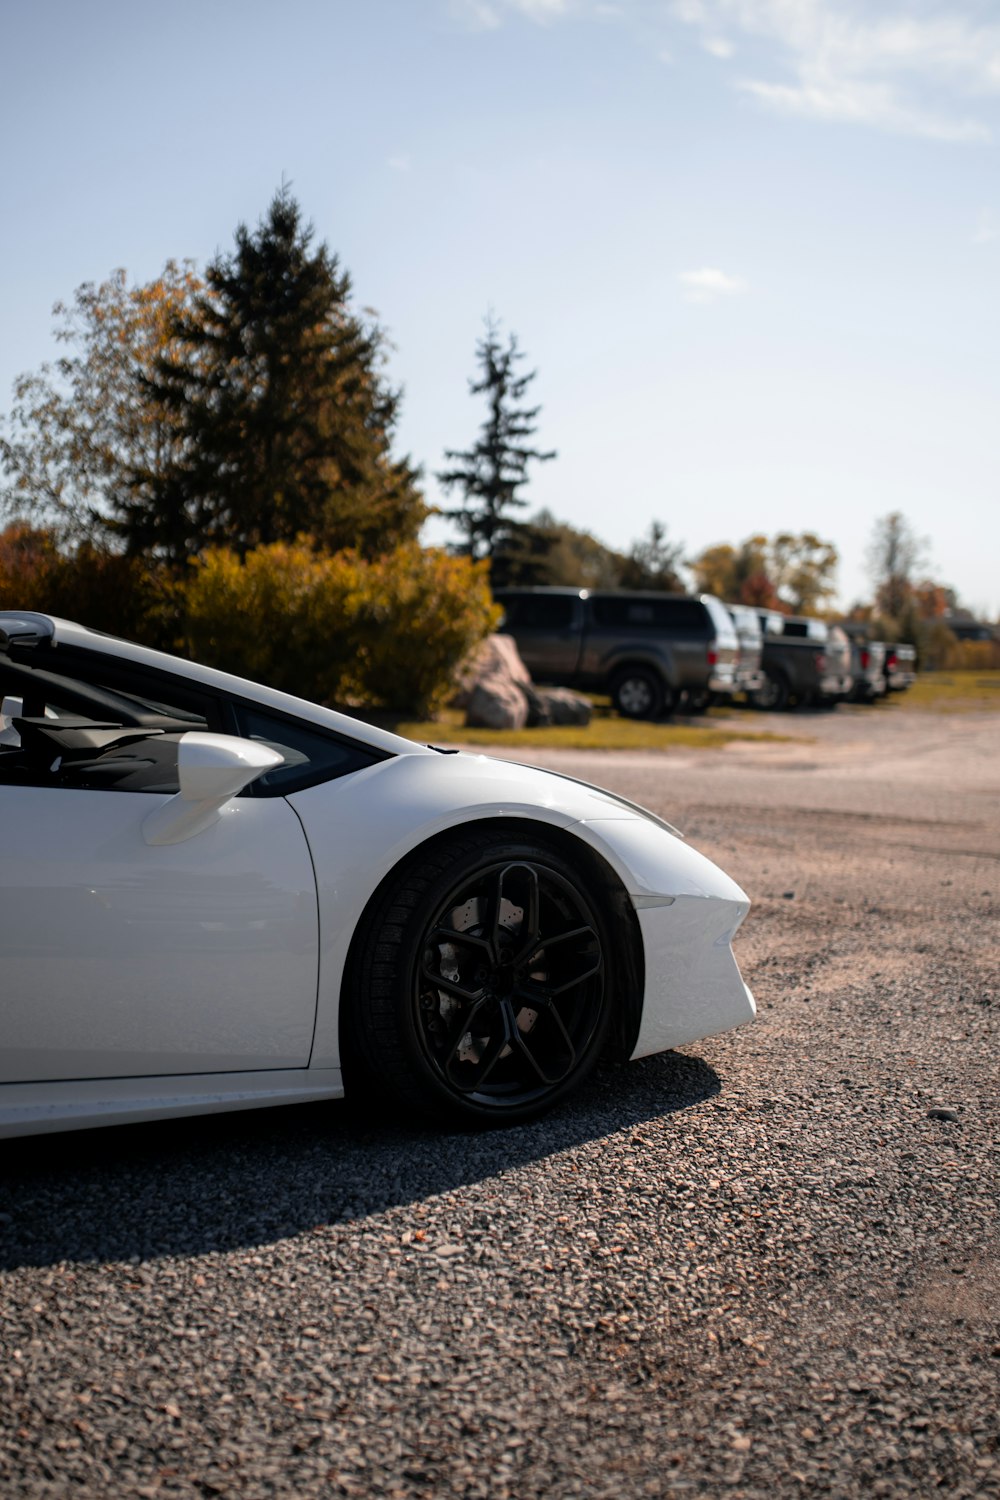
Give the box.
[143,732,283,846]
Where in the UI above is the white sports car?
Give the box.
[0,612,755,1137]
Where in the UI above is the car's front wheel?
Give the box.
[348,833,613,1124]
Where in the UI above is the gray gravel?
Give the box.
[2,703,998,1499]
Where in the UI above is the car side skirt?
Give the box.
[0,1068,344,1139]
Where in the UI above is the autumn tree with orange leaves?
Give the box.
[0,263,201,547]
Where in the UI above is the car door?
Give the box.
[499,593,584,682]
[0,729,319,1085]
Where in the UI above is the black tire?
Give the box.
[748,671,790,712]
[610,666,668,720]
[348,832,614,1125]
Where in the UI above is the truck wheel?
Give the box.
[749,671,789,712]
[610,667,668,720]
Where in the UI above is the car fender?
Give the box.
[288,750,748,1071]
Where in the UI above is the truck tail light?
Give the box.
[815,652,827,673]
[707,648,718,667]
[860,648,870,669]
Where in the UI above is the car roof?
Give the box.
[494,587,696,602]
[0,612,428,759]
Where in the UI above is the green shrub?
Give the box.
[182,539,497,716]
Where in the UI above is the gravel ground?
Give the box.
[1,703,998,1499]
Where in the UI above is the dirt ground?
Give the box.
[1,702,997,1499]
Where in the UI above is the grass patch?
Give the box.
[391,705,791,751]
[890,670,1000,713]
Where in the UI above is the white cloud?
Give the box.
[450,0,573,27]
[671,1,1000,142]
[449,0,502,30]
[451,0,1000,142]
[671,0,708,23]
[678,267,749,302]
[509,0,574,20]
[741,75,989,142]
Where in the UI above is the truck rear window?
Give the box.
[499,595,578,629]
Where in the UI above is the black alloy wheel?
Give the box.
[350,834,614,1124]
[610,666,667,720]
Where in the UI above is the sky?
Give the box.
[1,0,997,617]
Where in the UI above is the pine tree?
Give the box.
[618,521,686,592]
[437,317,555,570]
[126,188,424,562]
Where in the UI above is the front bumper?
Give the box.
[574,816,755,1061]
[631,895,755,1058]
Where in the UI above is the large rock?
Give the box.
[532,686,592,726]
[465,678,529,731]
[457,633,591,731]
[453,634,531,710]
[460,634,532,729]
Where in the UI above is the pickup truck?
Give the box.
[748,612,853,710]
[884,643,917,692]
[494,588,739,719]
[848,639,887,702]
[725,603,766,698]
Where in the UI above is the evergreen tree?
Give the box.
[128,188,424,562]
[618,521,686,591]
[437,317,555,569]
[489,509,628,589]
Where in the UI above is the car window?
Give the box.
[500,594,578,629]
[231,705,382,795]
[781,619,828,641]
[0,717,183,793]
[0,657,211,732]
[727,605,762,638]
[0,659,205,794]
[700,595,740,646]
[590,596,708,634]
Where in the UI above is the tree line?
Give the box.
[0,184,976,704]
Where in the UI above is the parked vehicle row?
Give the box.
[495,587,916,719]
[494,588,741,720]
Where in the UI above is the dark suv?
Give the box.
[494,588,739,719]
